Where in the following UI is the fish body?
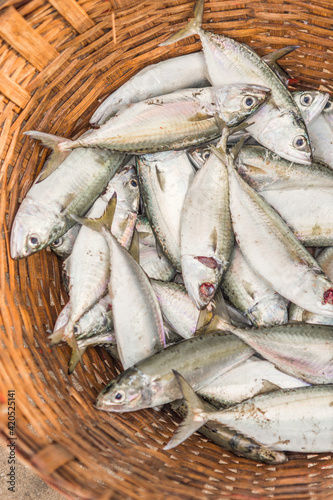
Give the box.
[174,397,287,464]
[308,113,333,169]
[181,134,233,309]
[223,144,333,318]
[136,216,176,281]
[51,165,139,350]
[90,52,209,125]
[168,374,333,453]
[137,150,196,270]
[53,85,270,153]
[198,357,309,407]
[224,321,333,385]
[95,332,254,412]
[222,245,288,327]
[10,148,125,259]
[50,224,80,258]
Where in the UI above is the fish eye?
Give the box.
[28,235,40,248]
[293,135,308,150]
[243,96,257,109]
[51,237,63,248]
[300,93,313,107]
[130,179,138,188]
[112,390,126,402]
[73,324,81,335]
[202,150,211,161]
[324,101,332,111]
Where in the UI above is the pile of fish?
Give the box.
[11,0,333,464]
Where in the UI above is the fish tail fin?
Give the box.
[24,131,73,181]
[73,192,117,232]
[66,331,83,374]
[263,45,299,65]
[164,371,209,450]
[159,0,204,46]
[68,345,87,375]
[49,326,66,346]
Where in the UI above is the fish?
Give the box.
[215,318,333,385]
[98,228,166,370]
[25,84,270,154]
[213,136,333,319]
[290,247,333,326]
[165,372,333,453]
[161,0,312,164]
[180,130,233,309]
[136,216,176,281]
[222,244,288,327]
[50,224,81,258]
[10,146,126,259]
[50,165,139,360]
[173,397,288,464]
[198,356,309,407]
[137,150,196,270]
[95,331,254,412]
[90,46,298,126]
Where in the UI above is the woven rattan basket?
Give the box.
[1,0,333,498]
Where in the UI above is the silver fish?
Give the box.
[198,356,309,407]
[222,245,288,327]
[50,165,139,354]
[137,150,196,270]
[29,85,270,154]
[10,146,126,259]
[161,0,312,164]
[165,373,333,453]
[136,216,176,281]
[218,140,333,319]
[174,397,287,464]
[95,332,254,412]
[181,132,233,309]
[217,319,333,385]
[101,229,166,369]
[50,224,80,258]
[307,111,333,169]
[90,47,297,126]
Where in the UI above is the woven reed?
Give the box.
[1,0,333,498]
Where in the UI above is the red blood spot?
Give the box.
[200,282,215,297]
[323,289,333,304]
[287,78,299,86]
[195,256,219,269]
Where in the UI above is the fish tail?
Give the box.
[68,345,87,375]
[48,325,66,346]
[263,46,299,65]
[159,0,204,46]
[164,371,209,450]
[24,131,73,181]
[73,192,117,232]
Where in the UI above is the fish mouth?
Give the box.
[10,221,28,260]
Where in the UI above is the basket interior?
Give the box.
[1,0,333,498]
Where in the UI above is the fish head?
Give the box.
[248,295,288,327]
[95,367,153,412]
[182,255,222,309]
[106,164,140,214]
[10,201,64,259]
[292,91,329,125]
[50,224,80,258]
[187,146,211,170]
[214,84,271,126]
[248,104,312,164]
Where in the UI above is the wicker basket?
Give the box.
[1,0,333,498]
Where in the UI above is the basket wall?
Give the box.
[1,1,333,498]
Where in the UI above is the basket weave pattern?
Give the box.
[1,1,333,498]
